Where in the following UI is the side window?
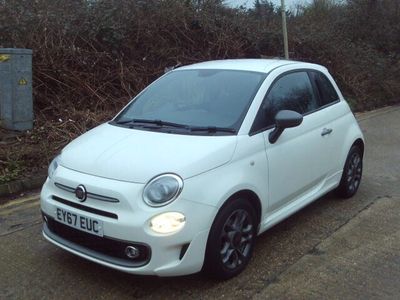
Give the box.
[259,72,318,128]
[312,71,339,106]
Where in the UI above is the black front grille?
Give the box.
[52,196,118,219]
[44,213,151,267]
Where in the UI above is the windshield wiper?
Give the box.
[114,119,235,134]
[114,118,189,129]
[189,126,236,133]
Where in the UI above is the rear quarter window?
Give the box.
[311,71,339,106]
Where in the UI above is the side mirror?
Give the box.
[269,110,303,144]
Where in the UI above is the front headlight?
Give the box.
[143,174,183,207]
[48,155,60,179]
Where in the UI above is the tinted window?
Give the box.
[254,72,318,130]
[115,69,266,131]
[312,72,339,106]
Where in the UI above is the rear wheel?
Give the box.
[335,145,363,198]
[203,198,257,280]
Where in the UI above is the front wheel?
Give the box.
[203,198,257,280]
[335,145,363,198]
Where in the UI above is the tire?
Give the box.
[203,198,257,280]
[335,145,363,198]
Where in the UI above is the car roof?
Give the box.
[177,59,323,74]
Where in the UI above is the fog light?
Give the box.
[125,246,140,259]
[43,215,48,223]
[150,212,186,234]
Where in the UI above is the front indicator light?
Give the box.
[48,155,61,179]
[150,212,186,234]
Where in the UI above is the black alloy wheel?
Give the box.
[220,209,254,270]
[203,198,257,280]
[336,145,363,198]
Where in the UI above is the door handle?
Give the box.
[321,128,333,136]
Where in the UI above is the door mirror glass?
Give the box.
[275,110,303,129]
[269,110,303,143]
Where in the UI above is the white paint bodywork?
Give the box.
[60,124,238,183]
[41,59,364,276]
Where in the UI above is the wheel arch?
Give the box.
[339,137,364,171]
[338,112,365,170]
[352,138,365,157]
[202,189,263,278]
[218,189,262,229]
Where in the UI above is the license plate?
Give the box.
[55,207,104,237]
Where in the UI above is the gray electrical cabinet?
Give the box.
[0,48,33,131]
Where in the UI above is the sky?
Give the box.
[227,0,312,9]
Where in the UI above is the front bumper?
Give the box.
[40,165,216,276]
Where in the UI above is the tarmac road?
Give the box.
[1,106,399,299]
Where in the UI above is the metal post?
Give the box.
[281,0,289,59]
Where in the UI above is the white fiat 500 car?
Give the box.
[41,59,364,279]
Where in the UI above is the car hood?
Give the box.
[60,123,237,183]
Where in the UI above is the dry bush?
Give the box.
[289,0,400,109]
[0,0,399,182]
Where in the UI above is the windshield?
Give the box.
[113,69,266,135]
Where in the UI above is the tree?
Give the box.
[251,0,276,20]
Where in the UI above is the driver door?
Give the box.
[252,71,330,213]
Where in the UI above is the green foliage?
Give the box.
[0,159,24,185]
